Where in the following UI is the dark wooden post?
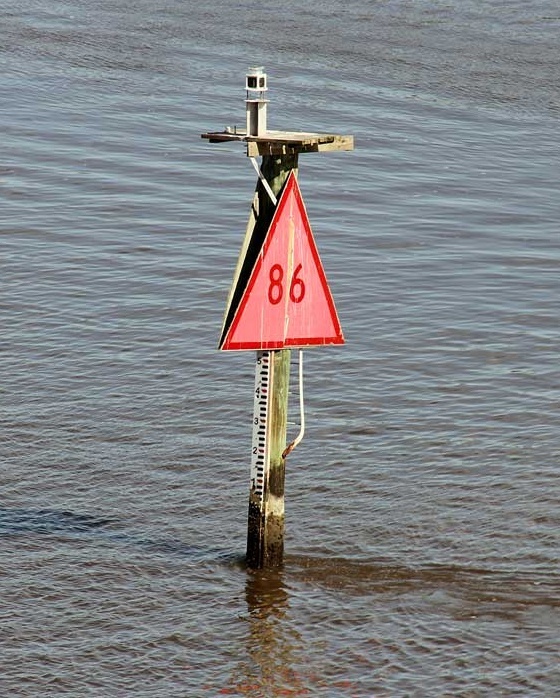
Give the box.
[246,153,297,568]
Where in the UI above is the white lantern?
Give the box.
[246,67,268,137]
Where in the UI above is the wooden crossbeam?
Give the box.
[201,129,354,156]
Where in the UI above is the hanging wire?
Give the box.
[283,350,305,459]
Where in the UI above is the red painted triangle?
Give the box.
[220,171,344,351]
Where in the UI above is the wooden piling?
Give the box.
[247,348,290,567]
[201,69,353,569]
[246,154,297,568]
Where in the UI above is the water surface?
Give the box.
[1,1,559,695]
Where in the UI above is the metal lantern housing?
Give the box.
[246,67,268,136]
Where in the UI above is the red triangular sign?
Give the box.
[220,171,344,350]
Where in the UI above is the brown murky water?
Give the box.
[2,1,559,695]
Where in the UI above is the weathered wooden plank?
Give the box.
[201,129,354,156]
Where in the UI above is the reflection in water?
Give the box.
[225,568,310,697]
[221,555,560,696]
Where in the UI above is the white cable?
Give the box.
[250,157,277,206]
[283,350,305,459]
